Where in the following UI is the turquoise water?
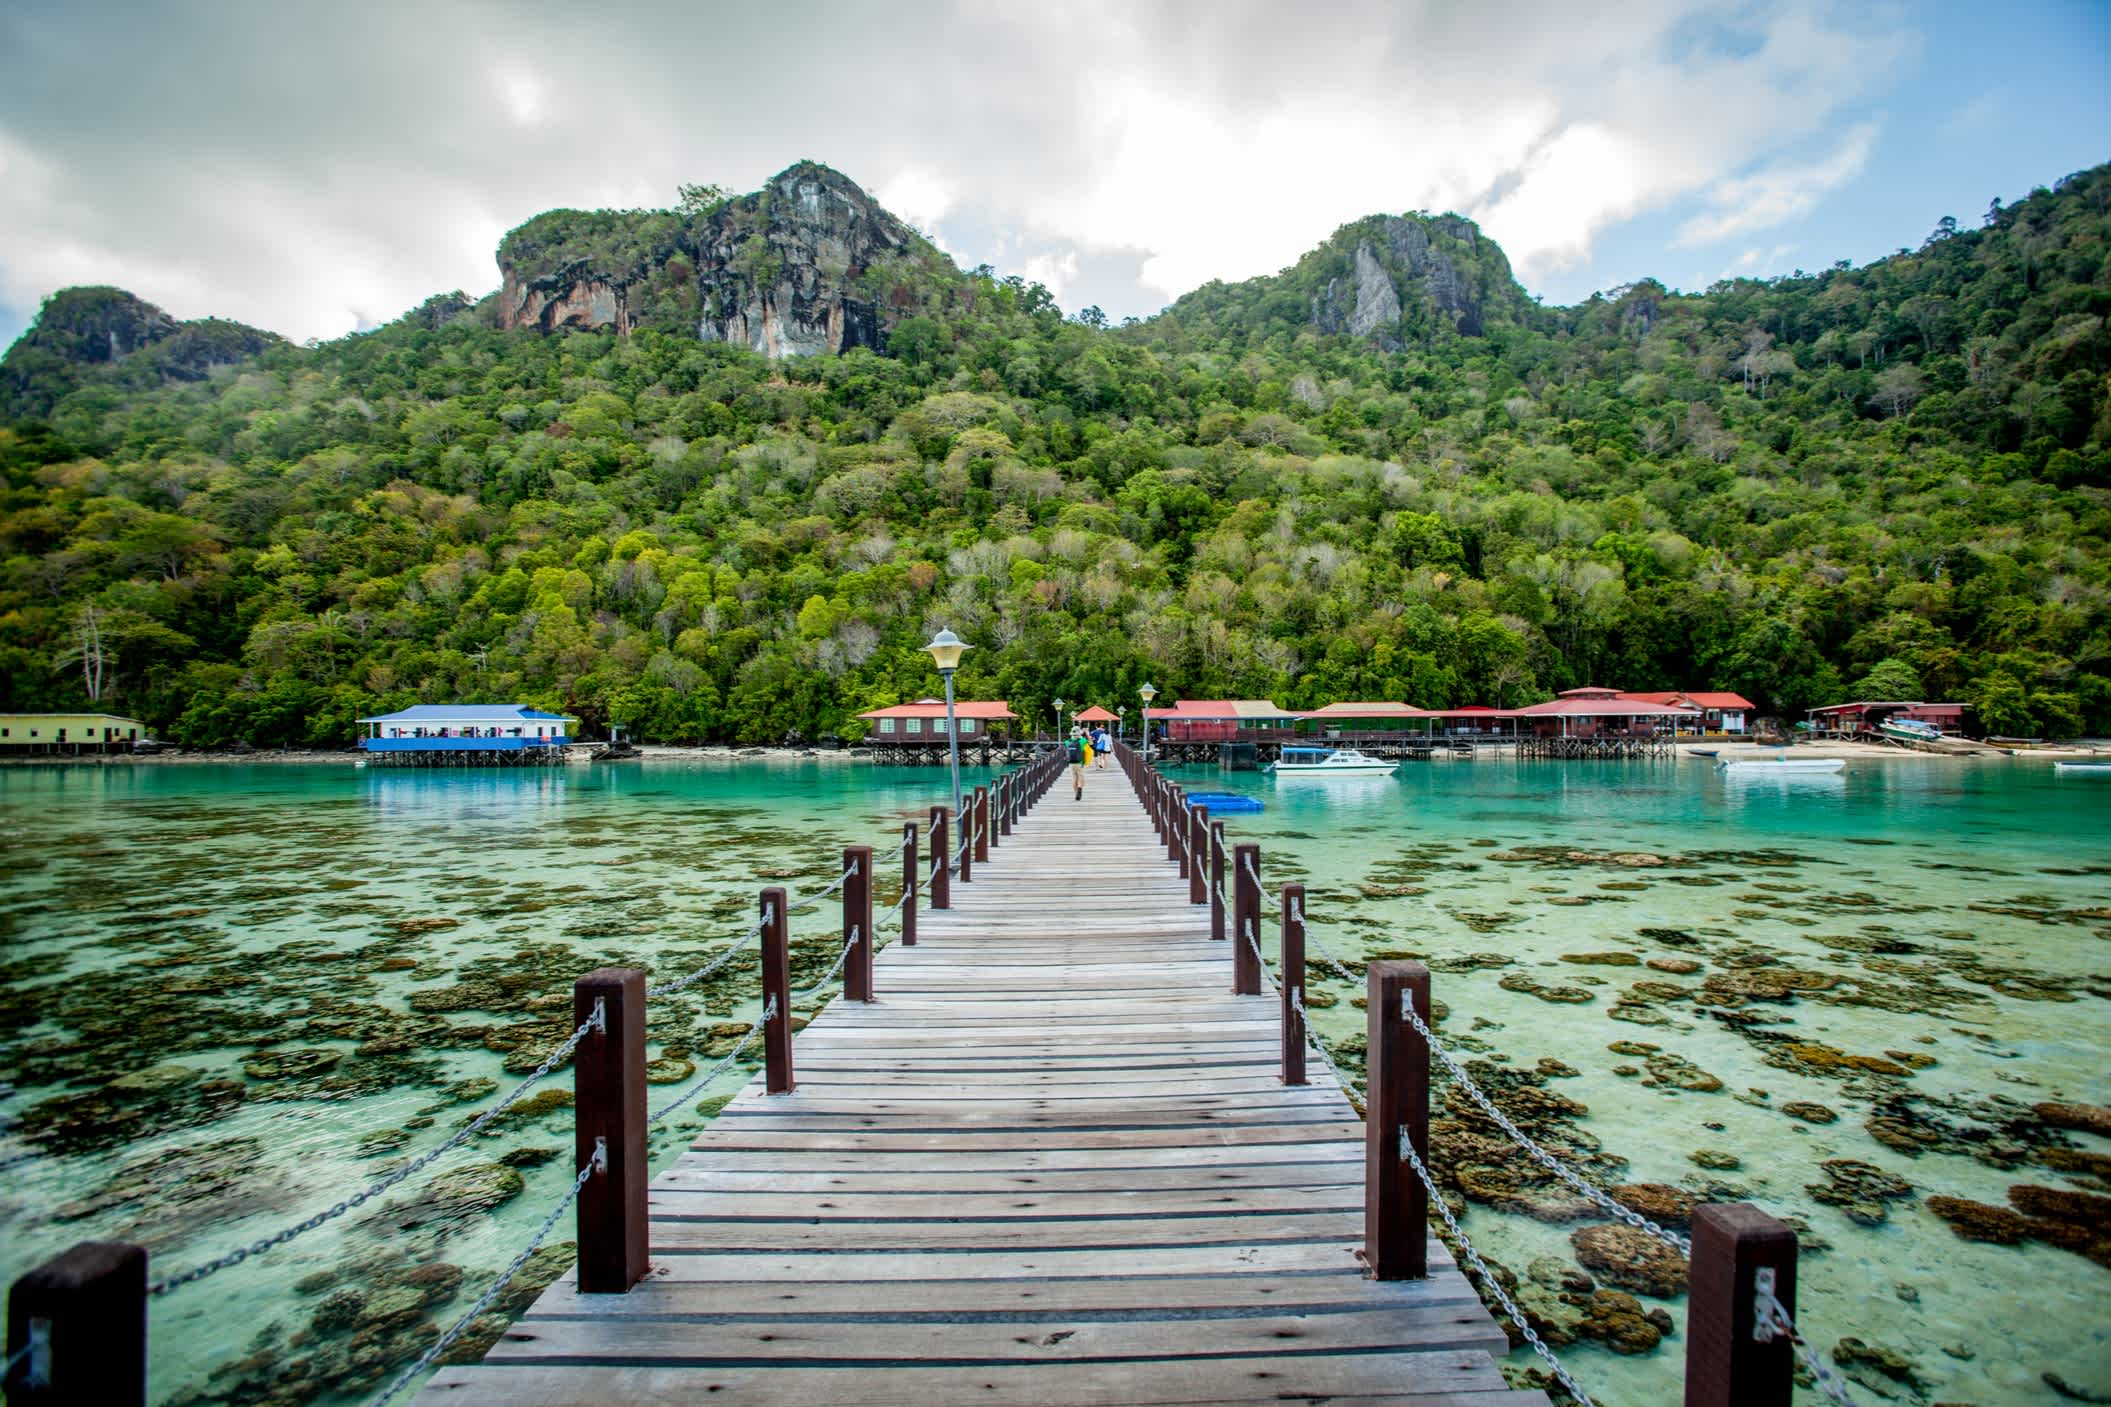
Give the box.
[1,756,2105,1404]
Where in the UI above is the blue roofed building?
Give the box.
[357,705,577,766]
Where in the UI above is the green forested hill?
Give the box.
[1,162,2106,746]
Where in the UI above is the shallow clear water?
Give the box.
[0,755,2105,1405]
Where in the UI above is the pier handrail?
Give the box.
[1106,735,1867,1407]
[6,744,1069,1406]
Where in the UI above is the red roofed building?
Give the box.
[1144,699,1298,742]
[857,699,1018,741]
[1620,691,1756,735]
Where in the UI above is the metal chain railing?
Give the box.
[646,910,768,998]
[1396,991,1692,1257]
[368,1140,605,1407]
[649,999,774,1124]
[150,1002,608,1296]
[1289,897,1365,985]
[1399,1130,1599,1406]
[794,925,860,1001]
[1757,1275,1868,1406]
[786,859,859,916]
[1241,916,1279,994]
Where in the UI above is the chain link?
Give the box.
[151,1003,607,1296]
[1396,992,1692,1258]
[1241,917,1279,994]
[646,910,767,998]
[367,1143,603,1407]
[1398,1131,1598,1407]
[1292,899,1365,985]
[794,925,860,1001]
[786,859,859,916]
[1758,1285,1868,1406]
[649,998,774,1124]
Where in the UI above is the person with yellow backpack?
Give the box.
[1067,729,1088,800]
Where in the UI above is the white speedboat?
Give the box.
[1717,756,1844,775]
[1267,746,1400,776]
[2053,761,2111,777]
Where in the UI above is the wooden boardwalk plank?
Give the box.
[422,765,1537,1406]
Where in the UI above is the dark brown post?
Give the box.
[1150,778,1164,838]
[929,807,950,909]
[1232,842,1261,995]
[901,822,918,946]
[988,779,1002,848]
[1365,960,1430,1279]
[6,1242,147,1406]
[843,845,874,1002]
[973,787,990,863]
[1685,1204,1799,1407]
[1187,805,1209,904]
[958,801,974,884]
[574,966,647,1293]
[1209,821,1227,941]
[999,775,1013,836]
[1171,786,1188,875]
[1280,883,1307,1086]
[760,888,794,1094]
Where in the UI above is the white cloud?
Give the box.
[0,0,1923,340]
[1675,122,1881,247]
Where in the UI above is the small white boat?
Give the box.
[1718,756,1844,775]
[1267,746,1400,776]
[2053,761,2111,777]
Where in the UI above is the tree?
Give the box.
[1869,364,1926,419]
[1850,658,1923,701]
[52,602,106,702]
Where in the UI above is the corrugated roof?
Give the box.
[1071,706,1119,722]
[1622,691,1756,710]
[1301,702,1435,719]
[857,701,1018,720]
[1514,698,1698,717]
[1144,700,1293,720]
[357,704,572,723]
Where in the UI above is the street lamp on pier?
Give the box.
[1138,682,1158,764]
[923,628,971,835]
[1053,696,1066,748]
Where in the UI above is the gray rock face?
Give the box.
[1347,241,1401,338]
[496,163,915,358]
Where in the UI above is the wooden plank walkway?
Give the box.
[423,767,1540,1405]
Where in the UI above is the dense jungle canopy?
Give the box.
[1,162,2107,746]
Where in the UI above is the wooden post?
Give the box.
[1187,805,1209,905]
[760,888,794,1094]
[843,845,874,1002]
[1232,842,1261,995]
[6,1242,147,1406]
[1364,960,1430,1279]
[901,822,918,947]
[1171,786,1188,875]
[574,966,648,1293]
[959,800,974,884]
[999,775,1013,836]
[929,807,950,909]
[1685,1204,1798,1407]
[1281,883,1307,1086]
[974,787,990,864]
[1210,822,1227,941]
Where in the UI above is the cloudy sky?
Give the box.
[3,1,2107,349]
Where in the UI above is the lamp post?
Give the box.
[1053,696,1065,748]
[923,628,971,834]
[1117,706,1126,750]
[1138,682,1158,764]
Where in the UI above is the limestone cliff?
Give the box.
[494,163,935,357]
[0,286,280,419]
[1159,209,1534,347]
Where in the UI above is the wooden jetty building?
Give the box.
[855,698,1022,764]
[0,711,146,754]
[356,704,576,767]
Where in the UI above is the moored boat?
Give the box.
[1266,746,1400,776]
[2052,761,2111,777]
[1879,718,1944,744]
[1718,756,1845,775]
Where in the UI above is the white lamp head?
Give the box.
[1138,682,1158,704]
[923,628,970,672]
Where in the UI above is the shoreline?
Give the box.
[2,738,2102,767]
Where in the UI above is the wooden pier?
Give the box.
[422,764,1534,1405]
[12,746,1826,1407]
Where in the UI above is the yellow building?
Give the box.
[0,712,147,753]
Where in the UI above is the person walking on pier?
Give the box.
[1093,725,1111,767]
[1067,729,1087,800]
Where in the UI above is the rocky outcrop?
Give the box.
[0,287,279,419]
[494,163,923,358]
[1309,214,1507,345]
